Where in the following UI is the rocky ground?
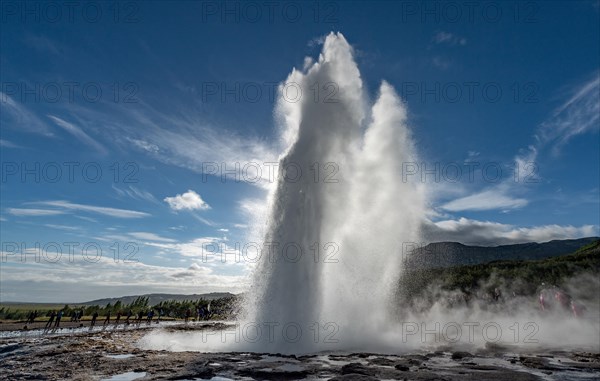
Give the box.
[1,323,599,380]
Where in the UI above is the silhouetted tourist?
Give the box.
[137,310,143,324]
[91,311,99,327]
[45,311,56,329]
[103,311,111,325]
[54,310,63,328]
[125,310,132,324]
[185,308,191,323]
[115,311,121,325]
[147,309,154,324]
[554,288,571,310]
[493,287,502,302]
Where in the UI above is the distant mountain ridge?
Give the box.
[404,237,599,269]
[81,292,236,307]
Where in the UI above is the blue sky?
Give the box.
[1,1,599,302]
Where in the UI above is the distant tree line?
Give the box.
[0,295,240,322]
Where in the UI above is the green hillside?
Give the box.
[398,240,600,307]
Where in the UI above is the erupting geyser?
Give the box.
[139,33,599,355]
[242,32,426,353]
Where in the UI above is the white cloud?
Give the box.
[0,255,248,302]
[170,262,224,278]
[144,237,219,258]
[424,217,598,246]
[164,190,210,211]
[31,200,150,218]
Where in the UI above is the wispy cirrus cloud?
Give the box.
[537,73,599,155]
[0,92,52,135]
[432,31,467,46]
[29,200,150,218]
[126,137,159,153]
[440,73,599,213]
[0,139,21,148]
[7,208,66,217]
[23,33,64,55]
[432,56,452,70]
[43,224,82,231]
[47,114,107,155]
[515,73,599,166]
[59,100,278,188]
[113,185,160,204]
[129,232,176,243]
[441,186,528,212]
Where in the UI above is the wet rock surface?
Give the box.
[1,324,599,380]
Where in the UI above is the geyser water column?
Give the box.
[244,32,425,353]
